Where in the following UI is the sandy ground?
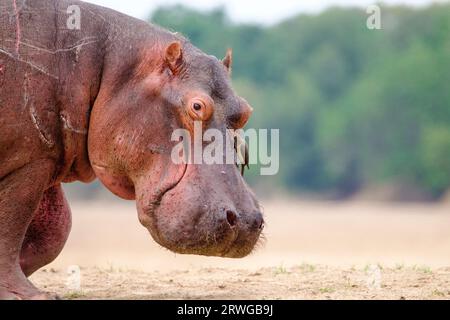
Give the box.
[32,265,450,300]
[30,198,450,299]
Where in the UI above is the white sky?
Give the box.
[84,0,449,25]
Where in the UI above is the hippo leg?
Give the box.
[0,160,57,300]
[20,185,72,277]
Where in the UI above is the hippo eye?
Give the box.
[187,98,213,121]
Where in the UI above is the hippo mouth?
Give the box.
[136,162,188,239]
[147,210,263,258]
[146,162,188,212]
[136,157,263,258]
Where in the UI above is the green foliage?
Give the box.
[150,4,450,198]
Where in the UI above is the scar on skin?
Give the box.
[5,37,99,55]
[13,0,21,54]
[0,47,59,79]
[22,74,29,111]
[29,103,54,148]
[60,113,87,135]
[147,143,171,155]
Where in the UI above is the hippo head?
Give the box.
[88,39,263,258]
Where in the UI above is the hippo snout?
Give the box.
[218,209,264,258]
[215,208,265,257]
[134,161,263,258]
[136,184,263,258]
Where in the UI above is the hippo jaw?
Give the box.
[135,163,264,258]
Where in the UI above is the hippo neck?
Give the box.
[52,2,106,183]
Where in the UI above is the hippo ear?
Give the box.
[222,48,233,75]
[165,41,183,75]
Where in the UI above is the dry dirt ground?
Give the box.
[30,198,450,300]
[32,265,450,300]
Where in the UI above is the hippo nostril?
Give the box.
[226,210,237,227]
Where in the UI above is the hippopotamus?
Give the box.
[0,0,263,299]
